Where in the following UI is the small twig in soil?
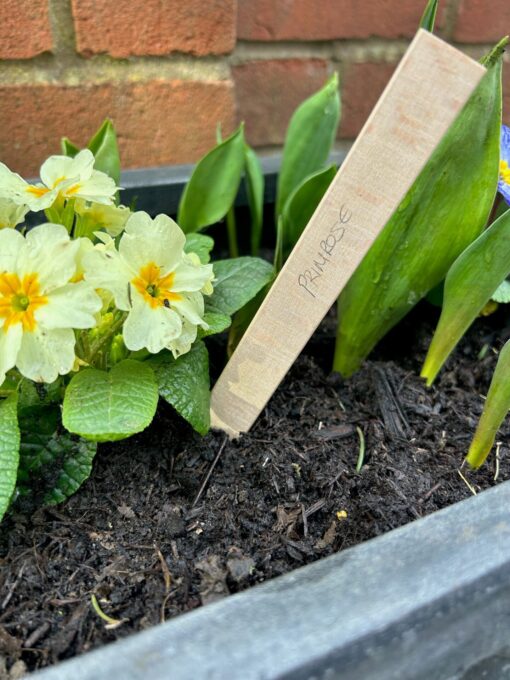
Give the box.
[355,426,365,473]
[191,436,228,509]
[24,622,50,648]
[1,564,25,610]
[418,482,442,504]
[494,442,501,482]
[457,469,477,496]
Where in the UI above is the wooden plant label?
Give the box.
[211,29,485,437]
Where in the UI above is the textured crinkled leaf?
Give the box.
[18,378,62,413]
[422,210,510,384]
[17,405,97,505]
[149,342,210,435]
[205,257,274,316]
[466,339,510,468]
[63,360,159,441]
[492,279,510,303]
[276,74,340,218]
[244,145,265,255]
[199,312,232,338]
[178,126,245,233]
[0,394,20,521]
[184,233,214,264]
[334,54,502,377]
[282,164,336,258]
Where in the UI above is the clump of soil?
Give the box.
[1,307,510,674]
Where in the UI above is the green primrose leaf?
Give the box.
[466,339,510,468]
[281,164,337,259]
[0,394,20,521]
[184,233,215,264]
[178,125,246,233]
[492,279,510,303]
[87,119,121,186]
[334,48,503,377]
[199,312,232,338]
[276,73,340,219]
[244,144,265,255]
[62,360,159,441]
[16,405,97,506]
[420,0,439,32]
[227,282,272,357]
[205,257,274,316]
[148,342,210,435]
[422,210,510,385]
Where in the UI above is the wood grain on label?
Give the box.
[211,29,485,437]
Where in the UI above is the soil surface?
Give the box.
[2,305,510,676]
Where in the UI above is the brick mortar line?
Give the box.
[231,38,508,65]
[0,55,232,86]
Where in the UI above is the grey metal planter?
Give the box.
[29,162,510,679]
[34,482,510,680]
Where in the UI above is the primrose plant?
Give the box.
[0,121,273,522]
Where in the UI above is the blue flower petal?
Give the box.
[499,179,510,207]
[500,124,510,165]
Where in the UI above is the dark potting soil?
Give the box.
[2,305,510,676]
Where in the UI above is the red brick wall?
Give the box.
[0,0,508,176]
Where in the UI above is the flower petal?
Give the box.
[0,324,22,387]
[0,198,29,229]
[36,281,102,330]
[0,228,24,272]
[120,212,185,274]
[16,327,76,383]
[83,245,131,310]
[22,224,79,290]
[0,163,57,211]
[123,294,182,353]
[64,170,117,205]
[167,319,198,359]
[171,292,206,326]
[171,260,214,292]
[40,149,95,188]
[501,125,510,165]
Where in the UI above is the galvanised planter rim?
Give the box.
[33,481,510,680]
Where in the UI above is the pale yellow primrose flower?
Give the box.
[0,197,29,229]
[84,211,214,358]
[0,149,118,212]
[74,199,131,237]
[0,224,102,386]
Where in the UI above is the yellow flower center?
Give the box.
[500,160,510,186]
[0,272,48,332]
[132,262,181,310]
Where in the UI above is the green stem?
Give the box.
[87,314,126,366]
[226,207,239,258]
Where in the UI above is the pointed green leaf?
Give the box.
[184,233,215,264]
[17,405,97,506]
[334,50,502,377]
[281,164,336,258]
[0,394,20,521]
[205,257,274,316]
[422,211,510,384]
[87,119,121,186]
[245,145,265,255]
[199,312,232,337]
[420,0,439,32]
[62,360,159,441]
[466,339,510,468]
[178,126,245,233]
[61,137,80,157]
[148,342,210,435]
[276,73,340,218]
